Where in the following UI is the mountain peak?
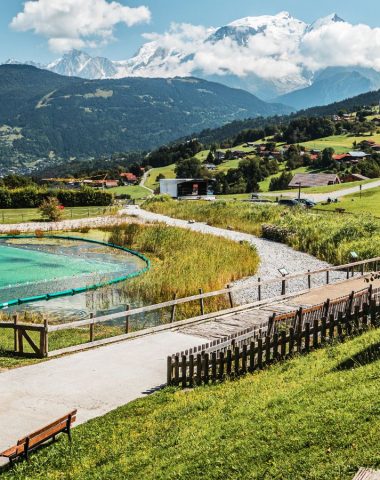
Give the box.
[307,13,345,32]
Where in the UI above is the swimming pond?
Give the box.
[0,244,117,288]
[0,236,150,322]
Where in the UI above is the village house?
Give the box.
[120,172,138,185]
[288,173,341,189]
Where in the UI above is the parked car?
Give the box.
[295,198,316,208]
[278,199,301,207]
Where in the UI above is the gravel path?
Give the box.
[124,206,349,302]
[0,214,129,233]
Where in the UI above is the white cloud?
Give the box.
[301,23,380,71]
[127,16,380,89]
[11,0,151,52]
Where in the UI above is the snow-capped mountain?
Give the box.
[47,50,118,79]
[4,11,378,107]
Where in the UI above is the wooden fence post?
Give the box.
[307,270,311,289]
[326,270,330,285]
[167,357,172,386]
[227,284,234,308]
[13,314,18,353]
[171,293,177,323]
[199,288,205,316]
[43,317,49,357]
[258,277,262,301]
[125,304,130,334]
[89,313,95,342]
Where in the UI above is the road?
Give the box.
[265,178,380,202]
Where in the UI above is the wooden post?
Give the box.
[125,304,130,334]
[167,357,172,386]
[13,314,18,353]
[305,323,310,353]
[43,317,49,357]
[313,319,319,349]
[211,352,217,382]
[307,270,311,289]
[171,293,177,323]
[227,284,234,308]
[219,352,225,380]
[89,313,95,342]
[281,279,286,296]
[196,354,202,385]
[258,277,262,301]
[326,270,330,285]
[181,355,187,388]
[174,356,179,386]
[189,355,194,388]
[199,288,205,316]
[280,331,286,358]
[249,342,255,372]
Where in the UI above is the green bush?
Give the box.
[0,187,113,209]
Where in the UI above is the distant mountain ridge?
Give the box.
[0,65,291,172]
[5,11,380,109]
[275,67,380,110]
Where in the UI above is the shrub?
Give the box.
[39,197,63,222]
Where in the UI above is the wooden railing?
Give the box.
[167,294,380,388]
[2,257,379,358]
[0,315,48,358]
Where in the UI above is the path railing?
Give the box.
[1,257,379,358]
[167,290,380,388]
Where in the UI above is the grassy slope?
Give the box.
[319,186,380,215]
[300,133,380,154]
[108,185,150,199]
[144,165,176,190]
[4,329,380,480]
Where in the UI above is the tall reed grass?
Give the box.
[144,197,380,265]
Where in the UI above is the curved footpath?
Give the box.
[122,206,346,301]
[0,207,368,461]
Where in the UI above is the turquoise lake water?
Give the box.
[0,244,116,288]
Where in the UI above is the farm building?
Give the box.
[159,179,215,199]
[288,173,341,188]
[120,172,138,185]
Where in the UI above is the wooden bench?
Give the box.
[0,410,77,464]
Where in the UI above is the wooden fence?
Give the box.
[1,257,379,358]
[167,290,380,388]
[0,315,48,358]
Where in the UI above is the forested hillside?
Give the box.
[0,65,291,170]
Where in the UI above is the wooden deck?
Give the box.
[177,277,380,340]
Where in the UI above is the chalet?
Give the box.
[288,173,341,189]
[348,151,369,160]
[230,150,247,159]
[333,153,352,162]
[120,172,138,185]
[160,178,215,199]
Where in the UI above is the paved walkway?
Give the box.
[0,330,203,457]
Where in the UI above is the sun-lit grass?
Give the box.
[318,186,380,215]
[108,222,259,304]
[108,185,150,199]
[144,197,380,264]
[300,133,380,154]
[144,164,177,191]
[4,328,380,480]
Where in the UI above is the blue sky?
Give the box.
[1,0,379,63]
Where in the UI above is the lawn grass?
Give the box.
[144,164,176,190]
[300,133,380,154]
[108,185,150,199]
[0,206,116,224]
[318,186,380,215]
[4,328,380,480]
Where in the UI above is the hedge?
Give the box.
[0,187,113,209]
